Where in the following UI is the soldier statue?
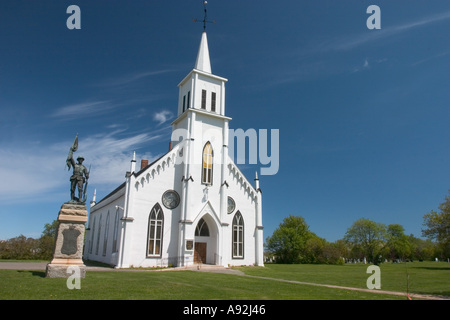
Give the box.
[66,134,90,203]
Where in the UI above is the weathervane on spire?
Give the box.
[193,1,216,31]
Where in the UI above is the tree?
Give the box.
[422,191,450,258]
[37,235,55,260]
[332,239,351,261]
[42,220,58,239]
[304,235,326,264]
[0,235,38,260]
[0,221,58,260]
[265,215,313,263]
[385,224,411,261]
[408,235,436,261]
[305,237,345,265]
[344,218,387,264]
[38,220,58,260]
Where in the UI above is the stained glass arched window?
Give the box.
[202,142,213,185]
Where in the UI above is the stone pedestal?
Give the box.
[46,203,87,278]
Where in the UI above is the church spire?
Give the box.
[193,1,214,74]
[195,31,212,73]
[175,3,227,118]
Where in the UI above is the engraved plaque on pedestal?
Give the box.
[46,203,87,278]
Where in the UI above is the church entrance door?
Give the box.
[194,242,207,264]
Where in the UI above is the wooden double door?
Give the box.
[194,242,207,264]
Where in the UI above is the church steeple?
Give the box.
[175,31,228,118]
[195,32,212,74]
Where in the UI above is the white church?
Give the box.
[83,30,264,268]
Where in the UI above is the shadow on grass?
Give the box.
[412,267,450,271]
[432,292,450,297]
[16,270,46,278]
[84,259,114,268]
[32,271,46,278]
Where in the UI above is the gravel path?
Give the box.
[0,262,115,271]
[0,262,49,270]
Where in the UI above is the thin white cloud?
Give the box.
[411,51,450,66]
[331,10,450,52]
[51,100,115,119]
[96,69,175,87]
[363,59,370,69]
[259,10,449,87]
[73,131,163,185]
[352,58,374,73]
[0,131,163,204]
[153,110,173,125]
[0,147,65,203]
[392,10,450,31]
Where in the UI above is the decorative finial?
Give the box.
[255,171,261,192]
[130,151,136,173]
[90,189,97,208]
[193,1,216,31]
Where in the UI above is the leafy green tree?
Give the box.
[385,224,411,261]
[37,235,55,260]
[265,215,313,263]
[333,239,351,260]
[0,221,58,260]
[304,235,326,264]
[408,235,436,261]
[422,191,450,258]
[306,237,345,265]
[42,220,58,239]
[344,218,387,264]
[322,241,346,265]
[1,235,38,259]
[36,219,58,260]
[37,220,58,260]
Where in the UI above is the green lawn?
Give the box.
[0,261,448,300]
[235,261,450,298]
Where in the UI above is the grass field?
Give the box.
[235,261,450,297]
[0,261,449,300]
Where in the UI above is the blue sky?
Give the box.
[0,0,449,242]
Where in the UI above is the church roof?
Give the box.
[194,31,212,73]
[91,153,166,208]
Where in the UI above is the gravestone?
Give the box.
[45,203,87,278]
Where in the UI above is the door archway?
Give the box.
[194,214,218,264]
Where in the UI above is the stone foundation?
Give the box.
[46,203,87,278]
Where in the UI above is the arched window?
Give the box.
[103,211,110,256]
[96,214,102,255]
[147,203,164,257]
[202,142,213,185]
[112,208,120,253]
[89,217,96,254]
[195,217,210,237]
[232,211,244,258]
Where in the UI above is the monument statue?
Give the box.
[66,134,90,203]
[46,133,89,278]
